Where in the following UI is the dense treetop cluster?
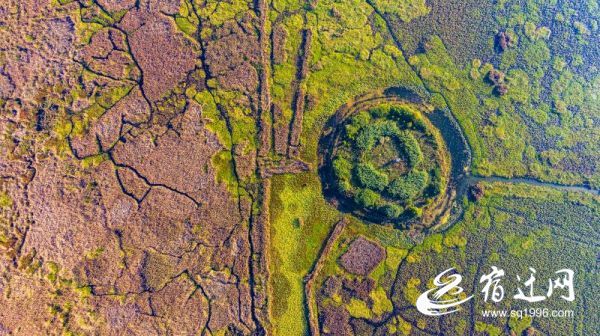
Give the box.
[330,104,447,224]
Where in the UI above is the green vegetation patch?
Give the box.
[0,191,13,209]
[371,0,431,23]
[327,103,449,225]
[269,172,340,335]
[387,183,600,335]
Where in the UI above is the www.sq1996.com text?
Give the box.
[481,308,574,318]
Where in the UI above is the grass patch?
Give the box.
[269,172,340,335]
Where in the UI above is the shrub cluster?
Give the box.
[330,104,445,223]
[386,170,428,200]
[355,163,389,191]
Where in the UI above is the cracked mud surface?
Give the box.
[0,0,264,334]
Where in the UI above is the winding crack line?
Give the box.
[107,151,202,207]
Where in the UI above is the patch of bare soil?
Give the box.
[338,236,385,276]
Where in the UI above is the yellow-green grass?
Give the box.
[299,0,424,165]
[269,172,340,335]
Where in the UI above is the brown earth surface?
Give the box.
[0,0,268,334]
[338,237,385,276]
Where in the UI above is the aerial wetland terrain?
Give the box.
[0,0,598,335]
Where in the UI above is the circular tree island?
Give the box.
[323,102,452,228]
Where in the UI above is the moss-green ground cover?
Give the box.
[394,0,600,187]
[269,172,340,334]
[266,0,599,334]
[267,0,425,333]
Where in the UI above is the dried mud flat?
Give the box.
[0,0,268,334]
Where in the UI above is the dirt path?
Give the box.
[304,217,348,336]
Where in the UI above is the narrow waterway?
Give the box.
[427,107,598,197]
